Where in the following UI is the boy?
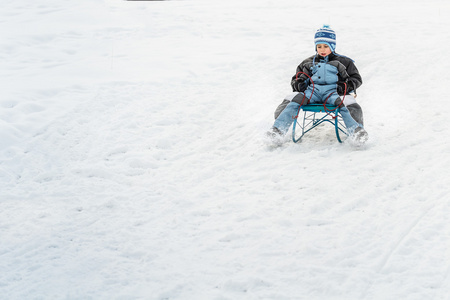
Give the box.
[267,25,368,144]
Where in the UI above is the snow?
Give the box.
[1,0,450,299]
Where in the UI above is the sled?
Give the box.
[292,104,348,143]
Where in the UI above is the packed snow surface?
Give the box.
[1,0,450,299]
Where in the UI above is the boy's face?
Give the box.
[316,44,332,57]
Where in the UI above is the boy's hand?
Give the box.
[337,81,348,95]
[337,81,354,95]
[292,80,308,92]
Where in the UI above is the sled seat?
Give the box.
[292,104,348,143]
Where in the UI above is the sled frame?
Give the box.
[292,104,348,143]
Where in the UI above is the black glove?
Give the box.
[337,81,348,95]
[292,79,308,92]
[346,80,355,93]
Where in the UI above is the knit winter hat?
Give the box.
[314,25,336,52]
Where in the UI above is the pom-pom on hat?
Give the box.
[314,25,336,52]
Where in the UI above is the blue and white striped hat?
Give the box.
[314,25,336,52]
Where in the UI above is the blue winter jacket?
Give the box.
[291,53,362,96]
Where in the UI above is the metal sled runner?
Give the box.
[292,104,349,143]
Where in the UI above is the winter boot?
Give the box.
[352,127,368,145]
[265,127,284,144]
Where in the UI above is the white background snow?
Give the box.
[1,0,450,299]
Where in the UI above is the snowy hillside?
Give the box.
[1,0,450,299]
